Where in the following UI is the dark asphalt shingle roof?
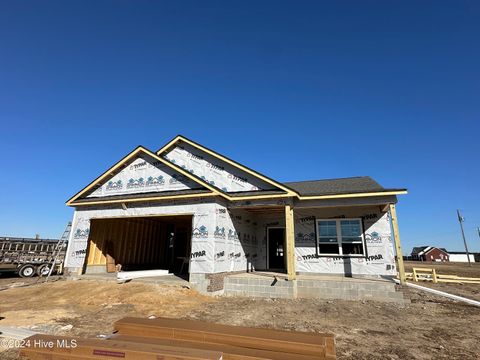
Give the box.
[411,246,448,255]
[75,176,404,203]
[283,176,405,196]
[411,246,429,255]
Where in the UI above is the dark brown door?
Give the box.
[268,228,286,270]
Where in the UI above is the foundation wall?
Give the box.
[224,274,406,303]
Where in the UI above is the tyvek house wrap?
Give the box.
[87,154,202,198]
[64,199,219,273]
[163,142,276,192]
[294,207,396,276]
[65,201,263,274]
[65,201,396,276]
[213,205,263,273]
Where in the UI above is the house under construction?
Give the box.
[64,136,407,300]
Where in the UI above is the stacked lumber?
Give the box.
[112,317,335,359]
[19,334,222,359]
[19,317,336,360]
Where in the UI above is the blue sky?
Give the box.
[0,1,479,253]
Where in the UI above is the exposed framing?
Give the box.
[389,203,406,285]
[316,218,366,257]
[285,204,296,280]
[84,214,194,272]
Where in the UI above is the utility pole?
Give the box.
[457,209,471,266]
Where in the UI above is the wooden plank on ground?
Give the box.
[114,317,335,358]
[109,334,325,360]
[19,334,222,360]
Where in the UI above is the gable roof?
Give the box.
[424,247,449,255]
[412,246,449,256]
[411,246,429,255]
[284,177,406,197]
[157,135,298,196]
[68,137,407,206]
[66,146,222,206]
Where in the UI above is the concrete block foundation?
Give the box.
[224,273,406,303]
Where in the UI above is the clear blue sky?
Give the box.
[0,1,478,254]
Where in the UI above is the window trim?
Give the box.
[316,218,365,257]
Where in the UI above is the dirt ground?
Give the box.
[0,271,479,360]
[404,261,480,301]
[404,260,480,278]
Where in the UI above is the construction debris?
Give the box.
[116,269,171,282]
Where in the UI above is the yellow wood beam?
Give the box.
[156,135,182,156]
[67,138,407,207]
[66,146,226,206]
[389,203,406,285]
[93,223,104,265]
[70,192,298,206]
[99,222,107,265]
[157,136,299,196]
[298,190,407,201]
[285,204,296,281]
[69,192,217,206]
[86,230,98,266]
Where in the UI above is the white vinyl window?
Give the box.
[317,219,365,256]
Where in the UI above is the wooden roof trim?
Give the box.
[69,192,218,206]
[156,135,299,196]
[297,190,407,201]
[66,146,226,206]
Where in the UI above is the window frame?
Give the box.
[316,218,366,256]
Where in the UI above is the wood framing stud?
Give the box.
[389,203,406,285]
[285,204,296,280]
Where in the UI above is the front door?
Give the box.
[268,227,286,270]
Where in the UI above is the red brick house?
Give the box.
[411,246,449,262]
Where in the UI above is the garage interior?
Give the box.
[84,215,192,276]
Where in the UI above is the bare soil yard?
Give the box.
[404,260,480,301]
[0,269,479,360]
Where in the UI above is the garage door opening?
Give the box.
[84,215,192,277]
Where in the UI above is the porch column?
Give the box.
[389,203,406,285]
[285,204,296,280]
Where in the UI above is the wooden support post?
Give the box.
[389,203,406,285]
[285,204,296,281]
[432,268,438,283]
